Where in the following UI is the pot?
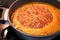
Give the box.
[0,0,60,40]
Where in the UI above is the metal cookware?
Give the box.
[0,0,60,40]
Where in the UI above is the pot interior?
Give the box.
[8,0,60,37]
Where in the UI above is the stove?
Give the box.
[0,0,60,40]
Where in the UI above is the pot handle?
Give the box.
[0,0,18,40]
[0,7,9,20]
[0,7,10,40]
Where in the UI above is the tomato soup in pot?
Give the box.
[11,2,60,36]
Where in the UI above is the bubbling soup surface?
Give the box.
[11,2,60,36]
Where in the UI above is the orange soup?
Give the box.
[11,2,60,36]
